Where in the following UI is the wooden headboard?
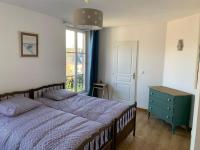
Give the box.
[30,83,65,99]
[0,90,30,101]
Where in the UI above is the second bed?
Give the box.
[30,83,137,147]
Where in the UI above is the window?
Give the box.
[66,29,86,92]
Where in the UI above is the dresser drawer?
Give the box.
[149,101,173,115]
[149,89,174,105]
[149,105,173,123]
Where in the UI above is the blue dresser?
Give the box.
[148,86,192,134]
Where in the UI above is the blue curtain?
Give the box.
[88,31,99,96]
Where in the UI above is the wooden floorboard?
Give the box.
[118,110,191,150]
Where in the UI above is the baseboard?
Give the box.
[137,107,148,112]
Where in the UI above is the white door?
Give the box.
[112,41,138,103]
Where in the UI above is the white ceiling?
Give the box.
[1,0,200,27]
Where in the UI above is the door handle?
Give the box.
[132,73,136,79]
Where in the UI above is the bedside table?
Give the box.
[92,83,109,99]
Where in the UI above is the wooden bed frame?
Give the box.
[0,90,30,100]
[30,83,137,149]
[0,90,113,150]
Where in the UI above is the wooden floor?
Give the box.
[118,110,191,150]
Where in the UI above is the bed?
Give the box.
[30,83,137,148]
[0,90,113,150]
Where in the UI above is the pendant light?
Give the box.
[73,0,103,30]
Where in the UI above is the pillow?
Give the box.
[0,96,42,117]
[44,89,77,101]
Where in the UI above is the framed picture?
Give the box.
[21,32,38,57]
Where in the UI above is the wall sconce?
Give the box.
[177,39,184,51]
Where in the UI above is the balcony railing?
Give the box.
[66,74,84,92]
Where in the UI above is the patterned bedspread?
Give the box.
[37,95,130,125]
[0,105,103,150]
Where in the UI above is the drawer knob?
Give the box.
[166,116,169,119]
[167,98,171,102]
[151,92,153,95]
[167,107,171,110]
[149,107,152,110]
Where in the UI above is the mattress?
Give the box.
[37,95,134,131]
[0,105,104,150]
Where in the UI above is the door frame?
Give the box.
[112,40,139,103]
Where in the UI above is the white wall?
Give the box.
[0,2,66,93]
[163,15,199,94]
[99,23,166,109]
[191,83,200,150]
[163,15,200,127]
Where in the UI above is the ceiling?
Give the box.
[1,0,200,27]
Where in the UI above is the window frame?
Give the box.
[66,28,87,93]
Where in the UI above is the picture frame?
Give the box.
[20,32,38,57]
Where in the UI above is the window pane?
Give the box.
[66,53,75,76]
[77,53,85,74]
[77,74,84,92]
[66,52,75,92]
[66,76,75,92]
[66,30,75,50]
[77,32,85,53]
[77,53,86,92]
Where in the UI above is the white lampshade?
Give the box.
[74,8,103,30]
